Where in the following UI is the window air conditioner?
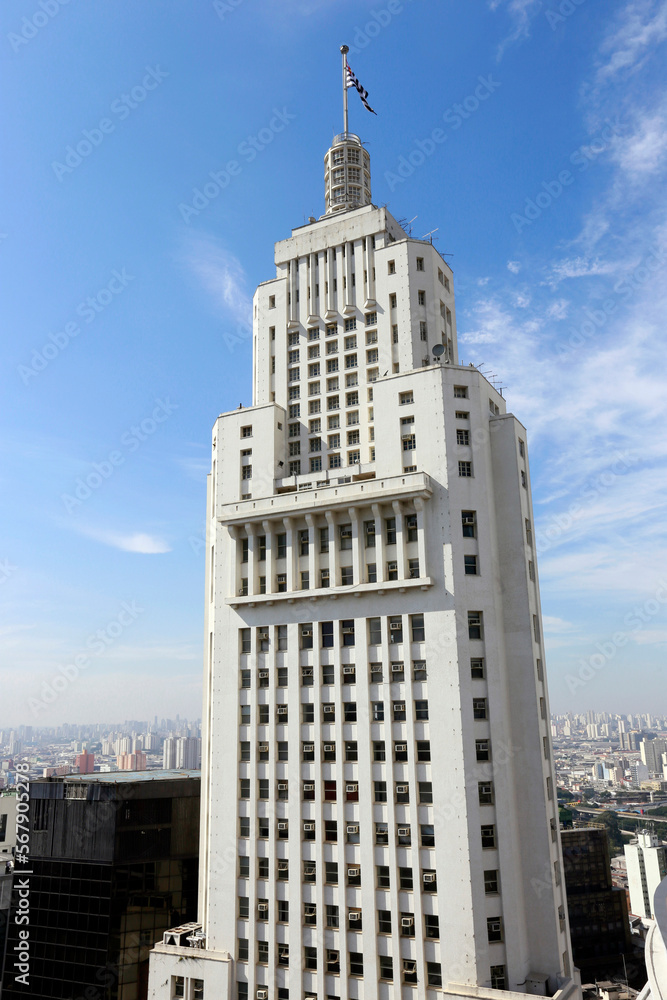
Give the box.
[304,821,315,831]
[258,902,268,912]
[398,826,410,837]
[343,665,355,674]
[401,917,414,928]
[323,705,335,714]
[305,904,316,915]
[302,629,313,636]
[390,622,402,630]
[391,663,404,672]
[349,911,361,922]
[302,668,313,677]
[324,743,335,752]
[396,743,407,752]
[347,824,359,834]
[396,784,409,794]
[277,822,288,832]
[257,990,268,1000]
[277,706,287,714]
[342,626,354,634]
[348,868,360,877]
[258,670,269,679]
[404,961,417,973]
[423,872,436,883]
[303,744,314,753]
[393,704,405,712]
[259,743,269,752]
[304,784,314,793]
[278,783,288,791]
[346,784,358,793]
[258,632,269,640]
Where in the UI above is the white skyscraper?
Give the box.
[625,831,667,919]
[149,52,577,1000]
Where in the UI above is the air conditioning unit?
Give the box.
[404,961,417,974]
[398,826,410,836]
[303,744,314,753]
[278,782,288,791]
[304,865,316,875]
[324,743,335,752]
[396,784,409,794]
[391,663,404,672]
[347,824,359,834]
[277,822,288,832]
[348,868,360,878]
[305,904,316,915]
[396,743,407,752]
[343,665,355,674]
[258,902,268,912]
[390,622,402,631]
[341,528,352,537]
[323,705,335,714]
[423,872,436,883]
[277,706,287,715]
[258,670,269,679]
[304,821,315,831]
[346,783,358,793]
[302,628,313,637]
[304,784,315,793]
[393,704,405,712]
[257,990,268,1000]
[349,910,361,922]
[302,668,313,677]
[342,626,354,634]
[259,743,269,752]
[401,916,414,928]
[258,632,269,640]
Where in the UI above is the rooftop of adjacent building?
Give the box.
[34,767,201,785]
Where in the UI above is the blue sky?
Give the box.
[1,0,666,726]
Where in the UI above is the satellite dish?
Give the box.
[432,344,445,359]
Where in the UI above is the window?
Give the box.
[304,947,317,970]
[427,963,442,988]
[481,824,496,849]
[394,739,408,761]
[533,615,540,642]
[240,742,250,762]
[240,627,251,653]
[458,460,472,477]
[327,949,341,975]
[454,385,468,398]
[370,662,383,683]
[388,260,395,274]
[398,826,411,846]
[385,517,397,544]
[321,621,334,649]
[387,560,398,581]
[402,433,416,451]
[399,867,413,890]
[420,321,428,340]
[376,823,389,846]
[425,913,440,939]
[413,659,427,680]
[377,865,391,888]
[374,781,387,803]
[393,701,406,721]
[416,739,431,761]
[325,904,339,929]
[410,613,425,642]
[325,861,338,884]
[525,518,533,546]
[324,819,337,841]
[241,425,252,438]
[302,703,315,723]
[418,289,426,305]
[276,532,287,558]
[405,513,418,541]
[324,780,337,801]
[304,902,316,925]
[419,781,433,804]
[468,611,483,639]
[344,703,357,724]
[415,699,429,720]
[344,318,357,332]
[473,698,487,720]
[421,824,435,847]
[237,939,248,961]
[379,955,393,981]
[388,616,403,642]
[416,256,424,271]
[367,563,377,582]
[487,917,503,942]
[521,469,527,488]
[478,781,494,805]
[462,510,476,538]
[476,739,491,761]
[391,661,405,681]
[491,966,508,990]
[349,953,363,977]
[366,329,378,344]
[484,869,499,894]
[320,568,330,588]
[457,428,470,446]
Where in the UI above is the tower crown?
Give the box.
[323,132,371,214]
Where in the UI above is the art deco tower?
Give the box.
[149,52,579,1000]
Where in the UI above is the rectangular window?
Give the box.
[481,824,496,849]
[413,659,427,680]
[454,385,468,398]
[491,966,508,990]
[402,433,416,451]
[421,824,435,847]
[468,611,482,639]
[385,517,396,544]
[419,781,433,804]
[405,513,418,541]
[415,699,429,720]
[473,698,487,720]
[525,518,533,546]
[487,917,503,943]
[484,869,499,894]
[458,460,472,477]
[479,781,494,805]
[410,613,425,641]
[373,740,386,761]
[393,701,406,721]
[374,780,387,803]
[339,524,352,549]
[370,662,383,683]
[462,510,476,537]
[457,428,470,445]
[476,739,491,761]
[377,865,391,888]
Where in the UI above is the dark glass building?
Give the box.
[561,826,641,986]
[3,770,200,1000]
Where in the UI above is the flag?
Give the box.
[346,64,377,115]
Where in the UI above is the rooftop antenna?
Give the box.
[422,228,439,242]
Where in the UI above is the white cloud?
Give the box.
[489,0,542,59]
[546,255,620,286]
[74,526,171,554]
[514,292,530,308]
[543,616,578,635]
[179,232,252,332]
[507,260,521,273]
[477,276,491,286]
[595,0,667,86]
[546,298,570,319]
[612,107,667,176]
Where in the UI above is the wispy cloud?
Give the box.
[507,260,521,273]
[179,232,252,331]
[489,0,542,60]
[73,525,171,554]
[595,0,667,86]
[611,106,667,177]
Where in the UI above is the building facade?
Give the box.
[626,832,667,919]
[3,771,200,1000]
[148,125,577,1000]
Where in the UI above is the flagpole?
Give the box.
[341,44,349,135]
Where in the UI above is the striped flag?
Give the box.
[346,64,377,115]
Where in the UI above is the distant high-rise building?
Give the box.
[2,771,200,999]
[561,826,635,983]
[117,751,146,771]
[641,738,667,775]
[163,736,177,770]
[176,737,201,770]
[148,58,576,1000]
[74,751,94,774]
[625,831,667,919]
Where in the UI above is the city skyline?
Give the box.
[1,1,666,728]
